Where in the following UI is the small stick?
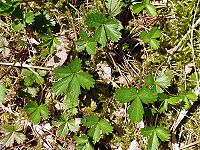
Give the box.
[180,140,200,150]
[0,62,52,71]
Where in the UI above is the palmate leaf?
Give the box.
[53,58,94,104]
[74,135,94,150]
[140,27,161,50]
[131,1,156,16]
[114,86,158,123]
[53,114,79,138]
[76,30,97,55]
[141,126,170,150]
[84,115,113,144]
[22,69,45,86]
[86,12,122,47]
[179,91,198,109]
[0,84,7,104]
[0,124,26,147]
[24,101,49,124]
[105,0,122,17]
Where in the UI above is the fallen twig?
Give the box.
[0,62,52,70]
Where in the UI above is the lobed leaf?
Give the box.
[76,72,95,90]
[98,119,113,135]
[156,127,170,142]
[105,0,122,17]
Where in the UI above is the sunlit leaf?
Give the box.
[128,97,144,123]
[0,84,7,104]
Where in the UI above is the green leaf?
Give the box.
[140,31,150,43]
[145,3,156,16]
[167,97,180,105]
[86,12,106,28]
[53,58,94,104]
[12,22,25,31]
[66,76,81,102]
[25,12,35,24]
[149,27,162,39]
[148,131,159,150]
[94,26,107,47]
[76,72,95,89]
[68,119,79,132]
[156,127,170,142]
[159,100,168,112]
[114,87,137,103]
[53,37,61,45]
[35,75,44,85]
[131,3,145,14]
[74,135,94,150]
[138,87,157,104]
[98,119,113,135]
[22,69,44,86]
[105,0,122,17]
[39,104,49,119]
[85,41,97,55]
[52,75,74,95]
[184,99,190,109]
[88,13,122,47]
[143,0,150,3]
[69,58,82,73]
[149,39,159,49]
[56,122,69,138]
[155,70,172,91]
[79,30,89,40]
[93,124,100,143]
[54,116,79,138]
[74,135,89,145]
[54,66,72,78]
[141,126,155,137]
[186,91,198,101]
[128,97,144,123]
[0,84,7,104]
[76,31,97,55]
[83,115,99,127]
[24,101,49,124]
[39,39,52,48]
[0,124,26,147]
[104,18,123,42]
[145,75,154,86]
